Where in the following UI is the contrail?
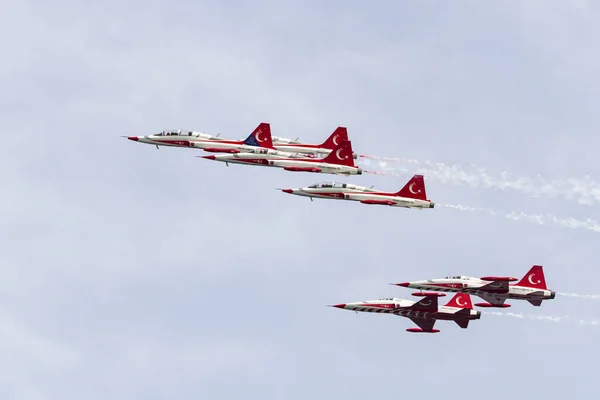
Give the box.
[437,203,600,233]
[360,157,600,206]
[557,292,600,300]
[485,311,600,326]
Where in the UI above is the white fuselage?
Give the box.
[205,153,362,175]
[289,185,433,208]
[271,136,300,145]
[341,299,480,320]
[133,132,218,148]
[404,278,555,301]
[131,133,275,153]
[272,143,358,159]
[219,148,316,158]
[273,144,330,155]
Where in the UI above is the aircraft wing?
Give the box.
[479,276,517,293]
[408,317,437,332]
[409,294,440,311]
[477,293,508,306]
[480,280,510,292]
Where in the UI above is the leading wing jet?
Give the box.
[280,174,434,209]
[331,292,480,333]
[200,140,363,176]
[271,126,358,159]
[125,129,218,148]
[394,265,555,308]
[125,123,276,154]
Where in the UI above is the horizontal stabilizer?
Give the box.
[527,299,543,306]
[455,320,469,329]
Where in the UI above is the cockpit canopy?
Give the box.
[153,129,190,136]
[307,182,347,189]
[152,130,216,139]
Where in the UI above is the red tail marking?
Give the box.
[396,175,427,201]
[252,122,274,149]
[322,140,356,166]
[445,293,473,309]
[515,265,547,290]
[320,127,348,149]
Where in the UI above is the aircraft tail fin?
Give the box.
[516,265,547,290]
[322,140,356,166]
[320,127,348,149]
[396,175,427,201]
[243,122,274,148]
[444,293,473,309]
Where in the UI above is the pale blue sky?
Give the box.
[2,1,599,399]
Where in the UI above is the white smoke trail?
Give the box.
[485,311,600,326]
[557,292,600,300]
[437,203,600,233]
[360,157,600,206]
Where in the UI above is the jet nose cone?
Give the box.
[330,304,346,309]
[281,189,293,194]
[395,282,410,287]
[202,155,216,160]
[127,136,139,141]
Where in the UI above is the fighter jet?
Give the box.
[125,129,218,148]
[200,140,363,176]
[125,123,275,154]
[331,292,480,333]
[270,126,358,159]
[280,174,434,209]
[394,265,555,308]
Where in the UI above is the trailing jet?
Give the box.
[394,265,555,308]
[200,140,363,176]
[331,292,480,333]
[125,123,275,153]
[280,174,434,209]
[270,126,358,159]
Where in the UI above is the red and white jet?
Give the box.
[200,140,363,176]
[331,292,480,333]
[270,126,358,159]
[280,174,434,209]
[125,123,277,154]
[394,265,555,308]
[124,123,358,158]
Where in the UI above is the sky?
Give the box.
[1,0,600,398]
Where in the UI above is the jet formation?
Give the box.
[125,122,556,334]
